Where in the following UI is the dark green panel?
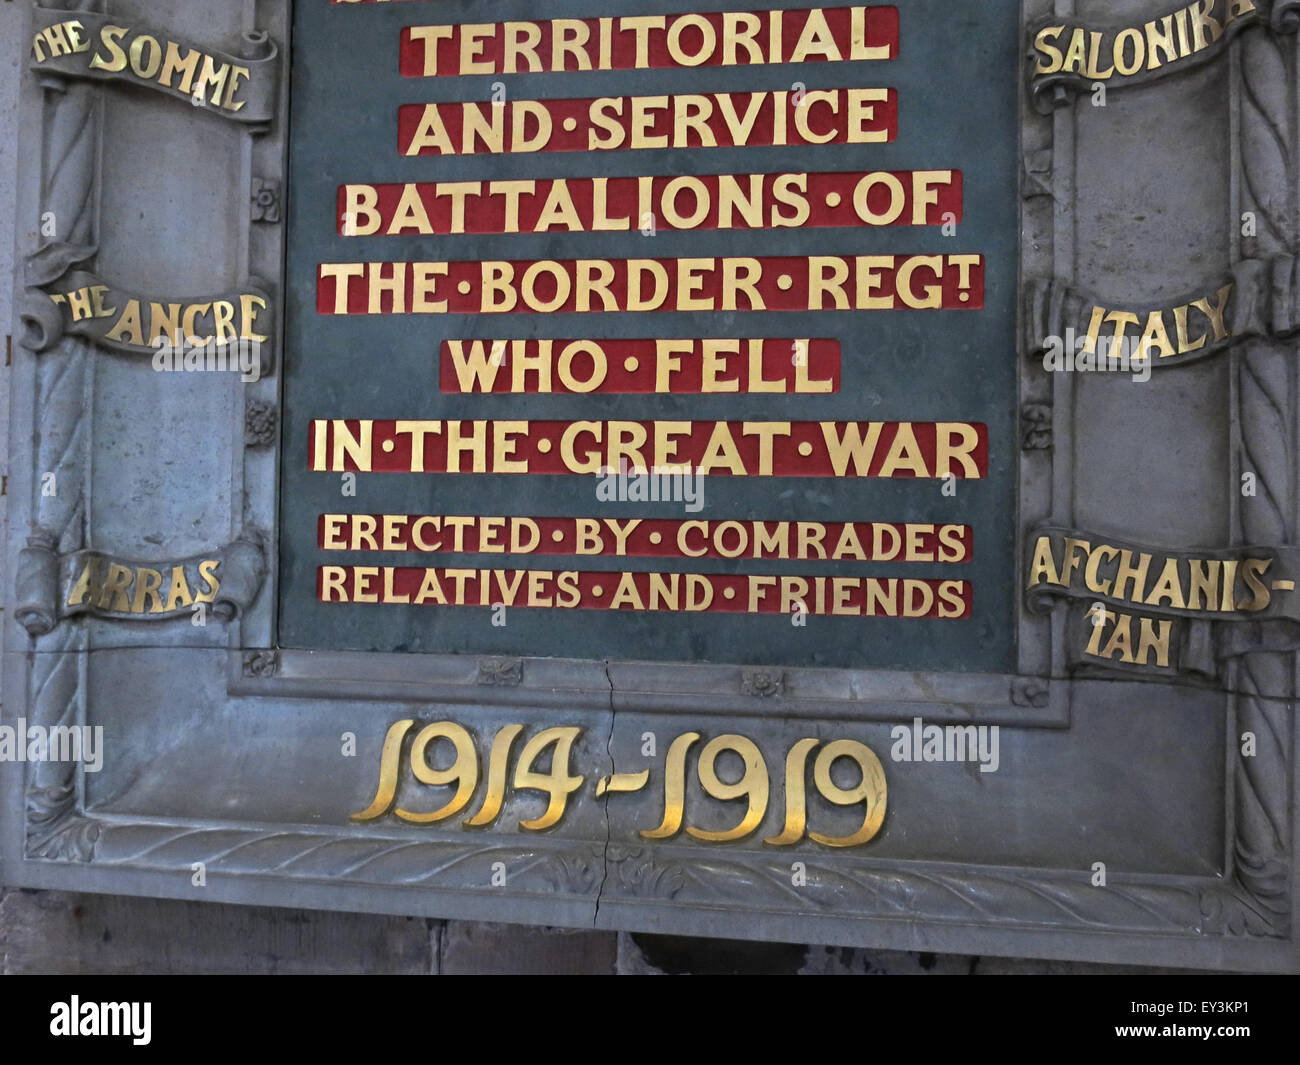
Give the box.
[278,1,1020,671]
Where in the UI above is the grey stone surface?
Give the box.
[0,888,433,975]
[1,0,1295,974]
[440,921,617,975]
[0,0,19,897]
[3,890,1218,974]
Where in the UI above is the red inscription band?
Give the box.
[317,567,973,619]
[309,420,989,479]
[337,171,963,236]
[397,90,898,156]
[317,515,974,564]
[438,338,842,394]
[398,8,901,76]
[316,255,985,315]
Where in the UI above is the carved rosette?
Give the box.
[478,657,523,687]
[741,668,785,697]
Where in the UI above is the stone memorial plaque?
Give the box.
[278,0,1020,673]
[4,0,1299,972]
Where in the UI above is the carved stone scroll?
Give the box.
[28,6,279,126]
[1028,0,1300,112]
[1024,257,1300,372]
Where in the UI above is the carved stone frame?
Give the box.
[4,0,1297,971]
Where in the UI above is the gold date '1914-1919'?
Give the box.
[351,720,887,848]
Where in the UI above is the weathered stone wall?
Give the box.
[2,889,1202,974]
[0,2,1217,977]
